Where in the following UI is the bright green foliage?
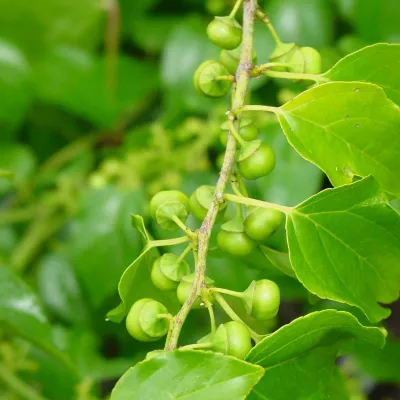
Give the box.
[278,82,400,196]
[111,351,264,400]
[286,177,400,322]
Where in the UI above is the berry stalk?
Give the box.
[164,0,258,351]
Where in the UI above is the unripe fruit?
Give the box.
[220,119,259,147]
[237,140,276,180]
[220,47,257,74]
[212,321,252,359]
[193,60,231,98]
[300,46,322,74]
[243,280,280,320]
[189,185,227,221]
[217,218,255,256]
[207,16,242,50]
[126,299,169,342]
[244,207,284,242]
[270,42,304,74]
[176,273,215,309]
[151,253,190,291]
[150,190,189,230]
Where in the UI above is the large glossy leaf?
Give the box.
[286,177,400,322]
[324,44,400,104]
[69,188,145,308]
[111,350,264,400]
[107,214,179,323]
[246,310,385,400]
[278,82,400,196]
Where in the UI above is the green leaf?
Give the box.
[69,188,146,308]
[260,246,295,278]
[246,310,385,400]
[35,48,159,127]
[278,82,400,196]
[0,39,33,134]
[37,253,88,325]
[111,350,264,400]
[0,144,37,195]
[107,214,178,323]
[266,0,335,48]
[324,44,400,104]
[286,177,400,322]
[0,0,104,60]
[256,122,323,207]
[351,337,400,383]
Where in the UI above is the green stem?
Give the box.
[179,342,213,351]
[237,174,249,197]
[228,119,246,147]
[0,362,49,400]
[171,215,198,240]
[234,104,280,115]
[215,294,262,342]
[164,0,258,351]
[205,301,217,334]
[105,0,120,94]
[263,69,329,84]
[215,75,235,82]
[229,0,244,17]
[255,8,281,44]
[251,62,291,76]
[0,206,37,224]
[157,313,174,322]
[212,287,244,298]
[224,193,292,214]
[149,236,191,248]
[178,244,193,263]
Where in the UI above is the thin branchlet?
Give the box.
[164,0,257,351]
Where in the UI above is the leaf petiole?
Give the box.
[263,69,329,84]
[224,193,292,214]
[149,236,191,248]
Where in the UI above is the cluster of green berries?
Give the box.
[125,190,281,359]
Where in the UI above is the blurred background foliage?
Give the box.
[0,0,399,399]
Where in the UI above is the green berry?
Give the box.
[149,190,189,230]
[220,47,257,74]
[217,218,255,256]
[193,60,231,98]
[176,273,215,309]
[237,140,276,180]
[212,321,252,359]
[189,185,227,221]
[220,118,259,147]
[207,16,242,50]
[300,46,322,74]
[244,207,284,242]
[126,299,169,342]
[243,280,280,320]
[151,253,190,291]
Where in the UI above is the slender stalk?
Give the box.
[0,206,37,224]
[228,119,245,147]
[212,287,244,298]
[224,193,292,214]
[0,362,48,400]
[149,236,191,248]
[164,0,258,351]
[251,62,291,76]
[263,69,329,84]
[234,104,280,115]
[206,302,217,334]
[215,75,235,82]
[255,8,281,44]
[229,0,244,17]
[156,313,174,322]
[179,342,212,351]
[237,174,249,197]
[177,244,193,263]
[105,0,120,94]
[231,179,244,197]
[171,215,198,240]
[215,294,262,342]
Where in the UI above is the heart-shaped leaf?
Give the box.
[286,177,400,322]
[277,82,400,196]
[246,309,385,400]
[111,350,264,400]
[324,43,400,104]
